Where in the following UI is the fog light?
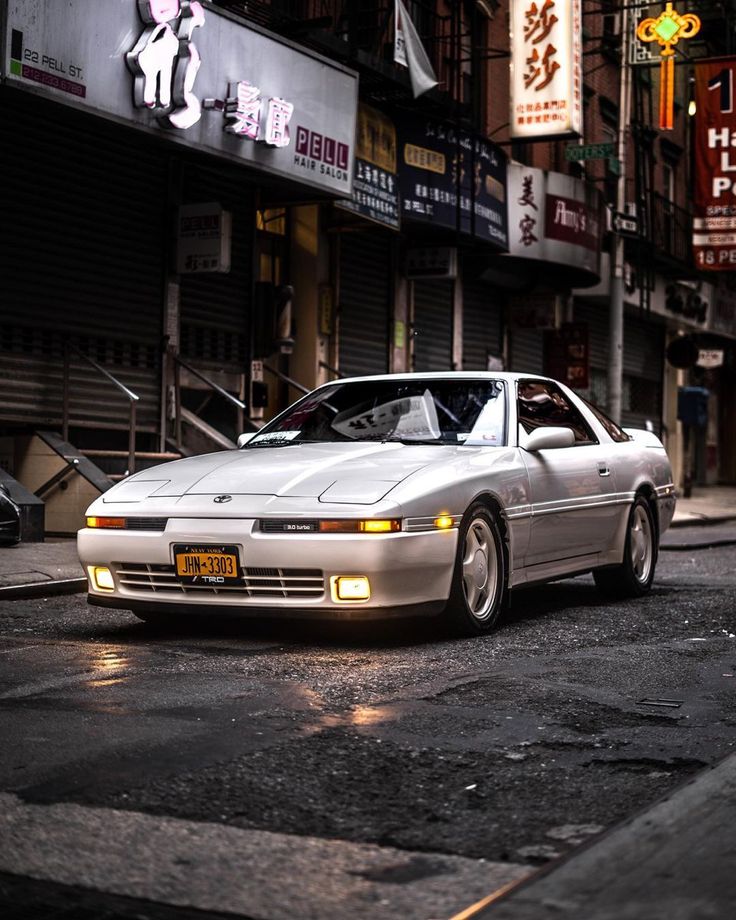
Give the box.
[333,575,371,601]
[89,566,114,591]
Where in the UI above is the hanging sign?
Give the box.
[510,0,582,139]
[337,105,399,230]
[176,203,232,274]
[397,115,508,250]
[693,59,736,271]
[636,3,700,131]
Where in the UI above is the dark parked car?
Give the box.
[0,484,21,545]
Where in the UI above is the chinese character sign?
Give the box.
[510,0,582,139]
[127,0,206,130]
[693,59,736,271]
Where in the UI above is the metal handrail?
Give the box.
[173,356,250,448]
[262,363,310,395]
[63,343,140,475]
[174,356,247,410]
[319,360,345,379]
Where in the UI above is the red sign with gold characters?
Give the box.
[693,59,736,271]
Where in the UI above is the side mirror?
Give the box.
[237,432,256,448]
[523,426,575,451]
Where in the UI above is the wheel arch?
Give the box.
[634,482,660,545]
[465,490,511,588]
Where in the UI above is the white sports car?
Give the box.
[79,372,676,634]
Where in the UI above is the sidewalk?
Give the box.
[2,486,736,598]
[456,751,736,920]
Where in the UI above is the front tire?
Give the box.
[444,503,506,635]
[594,495,657,598]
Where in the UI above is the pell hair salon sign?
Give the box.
[2,0,358,196]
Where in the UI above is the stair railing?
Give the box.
[62,343,140,475]
[173,356,253,448]
[262,363,310,395]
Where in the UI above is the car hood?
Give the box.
[102,442,458,505]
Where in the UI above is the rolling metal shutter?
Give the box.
[622,313,665,431]
[179,161,254,370]
[510,327,545,374]
[573,300,612,405]
[413,280,453,372]
[574,301,609,372]
[338,232,392,376]
[462,277,503,370]
[0,87,165,431]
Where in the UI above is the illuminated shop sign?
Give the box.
[127,0,205,130]
[505,164,602,284]
[2,0,357,196]
[510,0,582,139]
[693,59,736,271]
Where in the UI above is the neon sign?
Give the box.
[126,0,205,130]
[636,2,700,131]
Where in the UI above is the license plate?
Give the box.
[173,544,241,585]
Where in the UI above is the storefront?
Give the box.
[1,0,358,445]
[494,164,604,377]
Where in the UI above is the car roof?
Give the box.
[312,371,555,388]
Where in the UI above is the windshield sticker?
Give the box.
[251,430,301,444]
[331,390,441,440]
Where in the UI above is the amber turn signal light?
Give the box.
[319,519,401,534]
[86,517,127,529]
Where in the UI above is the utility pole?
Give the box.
[608,3,634,424]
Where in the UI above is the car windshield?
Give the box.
[247,379,507,447]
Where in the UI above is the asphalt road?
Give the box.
[0,545,734,919]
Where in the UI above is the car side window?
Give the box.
[517,380,597,445]
[580,397,632,443]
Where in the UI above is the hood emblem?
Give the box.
[213,494,232,503]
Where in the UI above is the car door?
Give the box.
[516,379,619,567]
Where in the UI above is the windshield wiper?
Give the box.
[248,439,303,448]
[384,437,445,445]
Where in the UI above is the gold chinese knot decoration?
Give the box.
[636,2,701,130]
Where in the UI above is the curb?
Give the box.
[451,750,736,920]
[669,514,736,528]
[0,577,87,601]
[661,539,736,552]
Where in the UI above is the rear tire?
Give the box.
[594,495,657,598]
[444,503,506,636]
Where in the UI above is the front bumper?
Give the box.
[78,518,458,618]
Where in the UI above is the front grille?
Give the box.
[125,518,168,531]
[114,563,324,599]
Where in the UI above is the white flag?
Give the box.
[394,0,438,98]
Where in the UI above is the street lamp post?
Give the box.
[608,3,633,424]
